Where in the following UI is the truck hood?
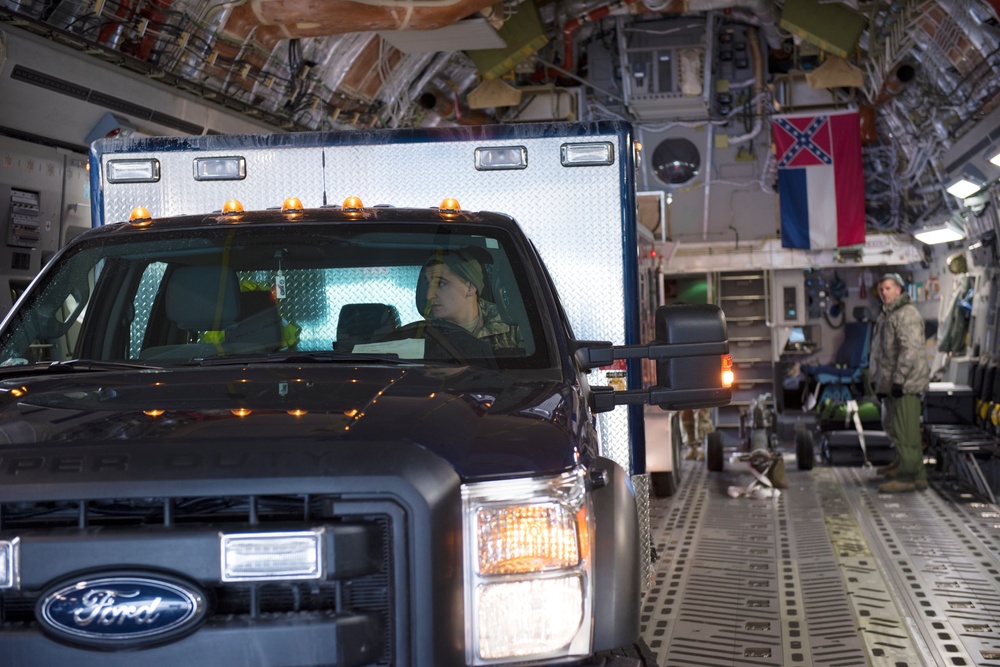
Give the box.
[0,364,581,480]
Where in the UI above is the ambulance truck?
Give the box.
[0,121,731,666]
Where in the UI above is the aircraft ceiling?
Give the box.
[1,0,999,240]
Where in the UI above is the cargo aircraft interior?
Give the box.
[3,0,1000,665]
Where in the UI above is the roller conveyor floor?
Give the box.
[641,456,1000,667]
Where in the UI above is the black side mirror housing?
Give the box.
[652,304,731,410]
[573,304,731,413]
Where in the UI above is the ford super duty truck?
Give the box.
[0,121,731,666]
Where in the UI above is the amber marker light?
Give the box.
[342,196,364,211]
[129,206,152,226]
[281,197,304,213]
[144,409,165,417]
[222,199,245,215]
[438,197,461,218]
[231,408,253,418]
[287,409,308,417]
[721,354,734,388]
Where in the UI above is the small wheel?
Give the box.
[795,430,815,470]
[706,431,724,472]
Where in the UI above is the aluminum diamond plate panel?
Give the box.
[323,138,628,342]
[95,124,642,476]
[130,261,166,358]
[322,131,634,472]
[99,146,326,224]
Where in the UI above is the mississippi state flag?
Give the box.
[773,111,865,249]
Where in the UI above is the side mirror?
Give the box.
[573,304,732,413]
[652,304,731,410]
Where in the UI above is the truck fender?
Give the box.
[590,456,641,651]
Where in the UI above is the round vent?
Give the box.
[651,138,700,185]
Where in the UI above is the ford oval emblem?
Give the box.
[37,572,207,649]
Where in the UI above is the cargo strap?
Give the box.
[844,399,873,473]
[727,450,783,499]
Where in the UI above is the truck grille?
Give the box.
[0,493,399,666]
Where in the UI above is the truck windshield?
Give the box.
[0,222,549,370]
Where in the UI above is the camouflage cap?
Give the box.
[425,249,485,293]
[879,272,905,288]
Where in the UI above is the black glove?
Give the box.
[891,383,904,398]
[876,392,887,401]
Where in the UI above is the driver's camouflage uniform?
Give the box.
[478,299,523,351]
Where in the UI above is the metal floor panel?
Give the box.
[643,457,1000,666]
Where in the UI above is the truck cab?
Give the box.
[0,170,730,665]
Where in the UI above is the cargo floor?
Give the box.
[641,456,1000,666]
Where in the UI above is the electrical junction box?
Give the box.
[772,269,806,326]
[619,16,711,120]
[711,21,759,120]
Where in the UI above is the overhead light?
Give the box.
[946,178,984,198]
[107,159,160,183]
[988,147,1000,168]
[194,156,246,181]
[946,165,988,199]
[913,216,966,245]
[475,146,527,170]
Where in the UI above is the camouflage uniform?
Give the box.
[477,299,523,350]
[869,291,930,483]
[680,408,715,446]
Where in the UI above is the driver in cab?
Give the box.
[421,249,522,351]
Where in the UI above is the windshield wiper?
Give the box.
[197,351,407,366]
[43,359,163,372]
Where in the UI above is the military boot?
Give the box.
[878,479,916,493]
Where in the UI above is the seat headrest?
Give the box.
[337,303,401,347]
[227,290,282,351]
[166,265,241,331]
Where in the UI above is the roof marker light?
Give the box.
[475,146,527,171]
[561,142,615,167]
[107,158,160,183]
[342,196,364,211]
[439,198,462,213]
[222,200,244,215]
[281,197,304,212]
[129,206,152,223]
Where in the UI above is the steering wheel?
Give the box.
[382,320,497,368]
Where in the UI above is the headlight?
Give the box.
[0,538,19,589]
[477,503,580,575]
[463,470,593,664]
